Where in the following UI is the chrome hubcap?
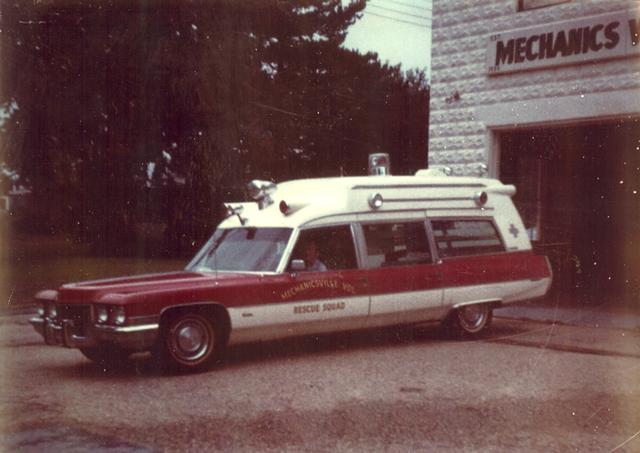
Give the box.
[171,318,211,362]
[177,324,204,354]
[458,305,486,330]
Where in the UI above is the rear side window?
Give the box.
[362,221,432,268]
[431,219,505,258]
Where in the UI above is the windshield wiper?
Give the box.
[206,229,231,258]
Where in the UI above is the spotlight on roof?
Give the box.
[224,204,247,225]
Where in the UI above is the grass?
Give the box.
[1,214,186,309]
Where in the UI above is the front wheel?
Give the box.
[445,304,493,339]
[154,312,220,372]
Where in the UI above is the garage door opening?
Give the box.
[499,118,640,306]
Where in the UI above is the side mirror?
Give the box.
[290,259,306,272]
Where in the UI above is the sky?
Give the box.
[342,0,432,77]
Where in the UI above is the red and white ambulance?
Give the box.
[30,169,552,372]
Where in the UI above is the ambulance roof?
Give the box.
[219,171,515,229]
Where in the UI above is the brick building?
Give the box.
[429,0,640,302]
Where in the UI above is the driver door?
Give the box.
[280,224,370,336]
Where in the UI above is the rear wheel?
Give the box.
[445,304,493,339]
[154,311,221,372]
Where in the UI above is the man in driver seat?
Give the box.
[304,240,327,272]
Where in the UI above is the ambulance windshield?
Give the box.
[188,227,292,273]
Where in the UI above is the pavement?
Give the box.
[490,296,640,359]
[494,300,640,331]
[488,317,640,359]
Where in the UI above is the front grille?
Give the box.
[58,304,91,336]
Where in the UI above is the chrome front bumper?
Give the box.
[29,317,159,351]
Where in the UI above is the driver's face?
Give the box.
[304,243,319,264]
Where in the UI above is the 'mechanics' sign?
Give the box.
[486,9,640,75]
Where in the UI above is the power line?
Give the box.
[374,0,432,13]
[365,11,430,28]
[368,4,431,21]
[250,102,378,147]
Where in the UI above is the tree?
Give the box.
[0,0,429,256]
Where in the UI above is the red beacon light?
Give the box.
[279,200,290,214]
[278,199,307,216]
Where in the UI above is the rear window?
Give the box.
[431,219,505,258]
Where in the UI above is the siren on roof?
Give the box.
[247,180,277,210]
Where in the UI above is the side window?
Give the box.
[431,219,505,258]
[362,221,432,268]
[290,225,357,271]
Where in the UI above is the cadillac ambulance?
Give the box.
[30,169,552,372]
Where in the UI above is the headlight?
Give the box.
[96,306,108,323]
[47,303,57,319]
[36,304,45,316]
[113,307,126,326]
[95,305,126,325]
